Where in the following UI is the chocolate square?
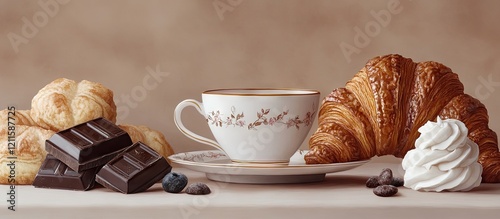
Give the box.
[95,141,171,194]
[45,118,133,172]
[33,155,99,191]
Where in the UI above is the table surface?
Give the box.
[2,158,500,219]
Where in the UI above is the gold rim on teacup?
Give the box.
[202,88,320,96]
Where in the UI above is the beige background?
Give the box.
[1,0,499,155]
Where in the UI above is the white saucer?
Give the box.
[168,150,370,184]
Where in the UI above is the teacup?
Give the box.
[174,88,320,163]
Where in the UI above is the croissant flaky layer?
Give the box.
[305,54,500,183]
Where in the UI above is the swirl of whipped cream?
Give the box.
[402,117,482,192]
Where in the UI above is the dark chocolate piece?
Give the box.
[33,154,100,191]
[95,141,172,194]
[45,117,133,172]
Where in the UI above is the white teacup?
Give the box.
[174,89,320,163]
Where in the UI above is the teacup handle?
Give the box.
[174,99,224,151]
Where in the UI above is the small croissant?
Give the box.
[305,54,500,183]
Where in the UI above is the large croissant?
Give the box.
[305,54,500,183]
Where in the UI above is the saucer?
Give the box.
[168,150,370,184]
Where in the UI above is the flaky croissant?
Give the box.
[0,110,55,184]
[31,78,117,131]
[305,54,500,183]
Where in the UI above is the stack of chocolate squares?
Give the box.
[33,118,172,194]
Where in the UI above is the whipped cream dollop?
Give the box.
[402,117,482,192]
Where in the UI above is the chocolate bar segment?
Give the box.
[33,155,99,191]
[96,141,172,194]
[45,117,133,172]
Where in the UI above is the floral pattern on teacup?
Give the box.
[206,105,316,130]
[207,106,246,128]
